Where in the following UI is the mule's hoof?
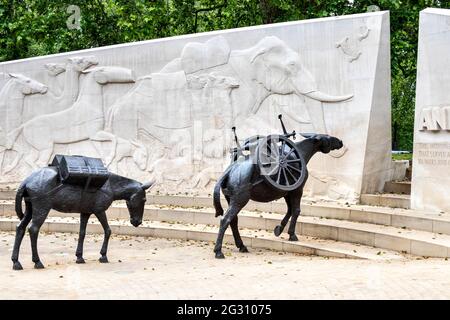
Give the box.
[274,225,283,237]
[34,261,45,269]
[239,246,249,253]
[289,234,298,242]
[12,261,23,271]
[215,252,225,259]
[99,256,109,263]
[76,258,85,264]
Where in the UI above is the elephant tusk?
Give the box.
[303,90,353,103]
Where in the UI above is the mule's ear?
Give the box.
[300,133,316,139]
[142,179,155,191]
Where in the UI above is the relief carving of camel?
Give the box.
[4,66,135,172]
[44,56,98,112]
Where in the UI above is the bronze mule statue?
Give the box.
[11,155,154,270]
[213,119,343,259]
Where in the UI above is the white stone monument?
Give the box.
[0,11,392,203]
[412,8,450,212]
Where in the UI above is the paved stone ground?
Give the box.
[2,231,450,299]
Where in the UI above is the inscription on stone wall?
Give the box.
[415,143,450,167]
[419,106,450,131]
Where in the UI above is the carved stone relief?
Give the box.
[0,25,377,200]
[2,66,135,174]
[336,25,370,62]
[0,73,48,134]
[45,56,98,104]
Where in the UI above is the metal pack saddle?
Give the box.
[50,155,109,190]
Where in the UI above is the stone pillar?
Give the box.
[412,8,450,213]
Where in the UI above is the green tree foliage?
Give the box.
[1,0,450,150]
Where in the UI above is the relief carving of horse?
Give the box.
[0,73,48,137]
[4,66,135,172]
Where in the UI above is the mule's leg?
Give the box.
[230,216,248,253]
[214,200,247,259]
[274,196,292,237]
[94,211,111,263]
[75,213,91,264]
[11,213,32,270]
[28,208,50,269]
[287,193,302,241]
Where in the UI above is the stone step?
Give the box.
[0,190,413,212]
[3,197,450,236]
[0,190,16,200]
[0,216,404,260]
[360,193,411,209]
[384,181,411,195]
[3,203,450,258]
[128,207,450,258]
[137,207,450,258]
[142,196,450,237]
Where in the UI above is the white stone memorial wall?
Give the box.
[412,8,450,212]
[0,11,392,203]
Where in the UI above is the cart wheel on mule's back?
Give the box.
[257,135,307,192]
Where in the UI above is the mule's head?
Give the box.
[127,181,154,227]
[300,133,343,154]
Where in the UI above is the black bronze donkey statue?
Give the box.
[213,115,343,258]
[11,155,154,270]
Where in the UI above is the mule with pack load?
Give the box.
[11,154,154,270]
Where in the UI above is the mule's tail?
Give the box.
[213,167,231,217]
[15,183,26,220]
[213,181,223,217]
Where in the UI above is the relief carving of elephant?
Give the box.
[227,36,353,134]
[159,35,353,135]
